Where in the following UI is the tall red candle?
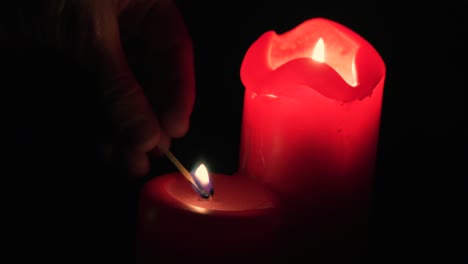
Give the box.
[238,17,386,257]
[136,164,281,263]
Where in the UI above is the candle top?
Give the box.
[240,17,385,102]
[144,173,278,216]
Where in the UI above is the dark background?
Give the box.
[3,1,465,263]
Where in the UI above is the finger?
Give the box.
[137,0,195,138]
[149,130,171,158]
[87,1,161,153]
[125,151,150,178]
[99,141,152,178]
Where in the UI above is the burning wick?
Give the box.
[161,148,214,199]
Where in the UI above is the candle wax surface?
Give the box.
[150,173,277,215]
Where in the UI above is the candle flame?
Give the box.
[311,37,358,87]
[312,38,325,63]
[192,163,213,198]
[351,57,357,87]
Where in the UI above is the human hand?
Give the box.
[20,0,195,177]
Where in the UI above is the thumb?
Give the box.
[89,3,161,154]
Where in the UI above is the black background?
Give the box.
[3,1,465,263]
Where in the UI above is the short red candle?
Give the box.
[136,169,281,263]
[238,17,386,253]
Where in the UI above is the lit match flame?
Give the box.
[312,38,325,63]
[192,163,214,199]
